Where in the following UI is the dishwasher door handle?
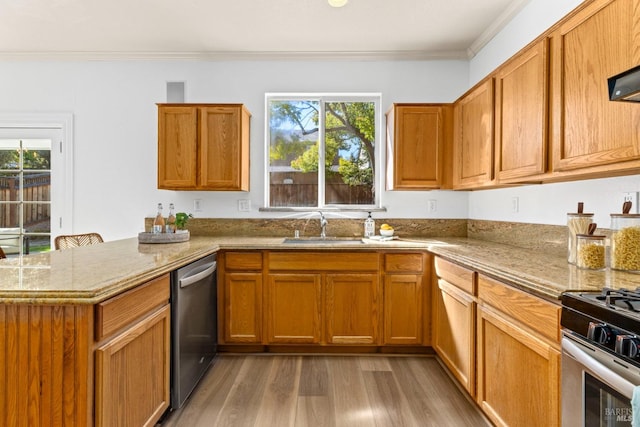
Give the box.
[179,261,217,288]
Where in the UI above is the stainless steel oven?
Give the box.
[562,332,639,426]
[562,289,640,427]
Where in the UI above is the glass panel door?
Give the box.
[0,138,53,255]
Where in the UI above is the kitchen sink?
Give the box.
[282,237,365,245]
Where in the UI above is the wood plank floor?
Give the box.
[159,355,491,427]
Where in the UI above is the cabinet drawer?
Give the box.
[95,274,170,341]
[384,253,424,273]
[434,257,476,295]
[478,274,560,343]
[225,251,263,270]
[268,252,379,271]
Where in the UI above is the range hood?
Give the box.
[608,64,640,102]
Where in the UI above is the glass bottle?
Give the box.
[567,212,593,264]
[610,213,640,272]
[576,234,606,270]
[166,203,176,233]
[364,212,375,237]
[153,203,165,233]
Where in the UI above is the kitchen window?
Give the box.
[0,115,72,255]
[265,93,381,209]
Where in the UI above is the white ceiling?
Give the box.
[0,0,531,60]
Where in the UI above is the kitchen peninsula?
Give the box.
[2,233,640,426]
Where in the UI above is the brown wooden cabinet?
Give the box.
[476,274,560,427]
[453,78,495,189]
[549,0,640,177]
[326,273,379,344]
[267,273,322,343]
[0,274,172,427]
[95,273,171,427]
[495,39,549,183]
[267,251,381,346]
[219,251,263,344]
[432,257,477,396]
[383,253,430,345]
[158,104,251,191]
[386,104,453,190]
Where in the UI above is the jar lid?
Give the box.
[568,213,594,217]
[610,213,640,218]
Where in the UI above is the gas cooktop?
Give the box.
[562,288,640,368]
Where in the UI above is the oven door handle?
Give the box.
[562,337,636,399]
[179,262,217,288]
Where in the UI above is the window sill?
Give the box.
[259,207,387,213]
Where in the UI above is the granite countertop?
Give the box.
[1,235,639,304]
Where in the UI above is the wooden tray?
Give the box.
[138,230,190,244]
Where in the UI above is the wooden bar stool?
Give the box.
[54,233,104,250]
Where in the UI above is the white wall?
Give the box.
[0,60,469,240]
[467,0,640,227]
[2,0,637,240]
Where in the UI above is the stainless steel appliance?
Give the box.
[562,289,640,426]
[170,253,217,409]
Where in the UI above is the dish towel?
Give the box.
[632,386,640,427]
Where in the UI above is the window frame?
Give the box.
[264,93,383,211]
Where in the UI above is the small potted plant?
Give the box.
[175,212,193,234]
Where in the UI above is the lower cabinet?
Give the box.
[383,252,430,345]
[94,273,171,427]
[95,305,171,427]
[219,251,264,344]
[476,274,560,427]
[267,273,322,343]
[432,257,477,395]
[326,273,379,344]
[433,279,476,395]
[219,250,431,348]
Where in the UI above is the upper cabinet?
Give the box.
[158,104,251,191]
[495,39,549,183]
[386,104,453,190]
[453,78,495,189]
[549,0,640,176]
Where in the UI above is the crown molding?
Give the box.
[0,49,471,62]
[467,0,532,58]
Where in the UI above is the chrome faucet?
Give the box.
[319,211,328,238]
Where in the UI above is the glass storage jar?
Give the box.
[610,214,640,272]
[567,213,593,264]
[576,234,606,270]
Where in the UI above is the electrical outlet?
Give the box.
[193,199,203,212]
[238,199,251,212]
[427,199,437,213]
[623,192,639,212]
[511,197,519,213]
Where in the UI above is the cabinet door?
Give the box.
[386,104,452,190]
[95,305,171,427]
[326,273,379,344]
[158,106,198,189]
[477,305,560,427]
[495,39,549,182]
[383,274,423,345]
[453,78,495,189]
[267,274,322,344]
[200,105,250,191]
[433,279,475,395]
[224,272,262,343]
[550,0,640,173]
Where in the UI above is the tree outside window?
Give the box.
[267,94,379,208]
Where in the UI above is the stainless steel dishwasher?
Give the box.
[170,253,217,409]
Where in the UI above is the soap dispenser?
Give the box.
[364,212,375,238]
